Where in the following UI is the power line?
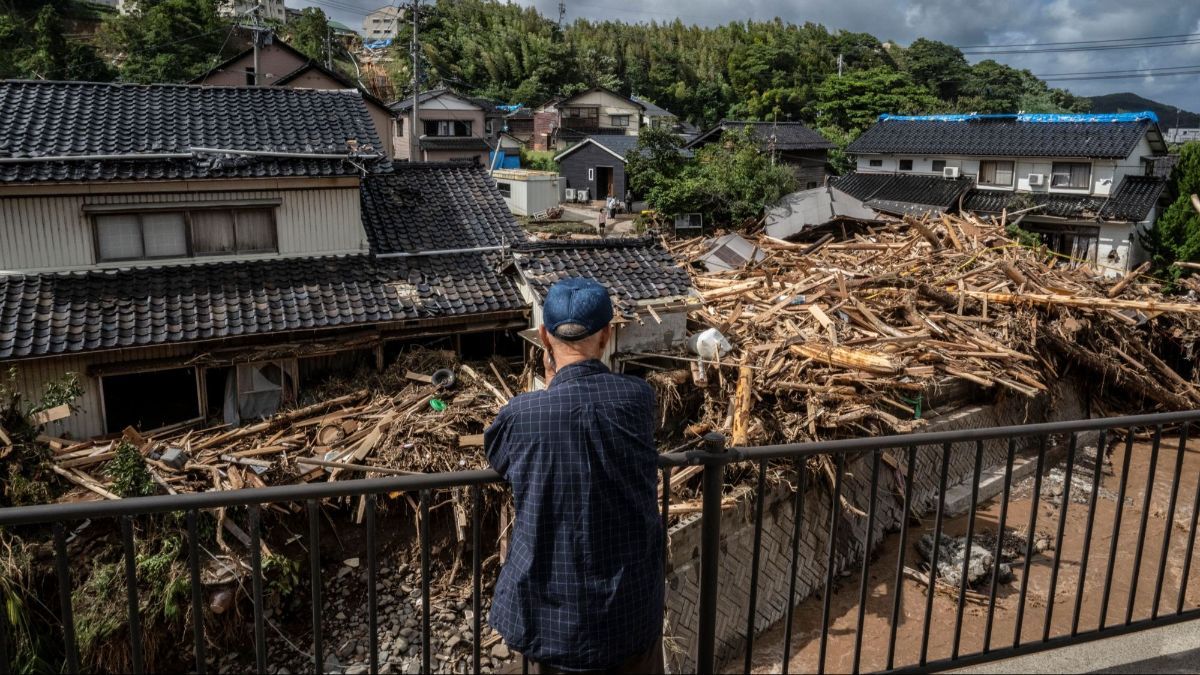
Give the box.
[1035,63,1200,78]
[962,37,1200,55]
[956,31,1200,49]
[1039,69,1200,82]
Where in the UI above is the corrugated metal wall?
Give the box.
[0,187,367,272]
[9,345,196,440]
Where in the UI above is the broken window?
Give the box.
[1027,224,1099,266]
[102,367,200,433]
[978,161,1015,187]
[221,360,298,425]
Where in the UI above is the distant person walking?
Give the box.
[485,278,665,674]
[597,207,607,237]
[605,195,617,221]
[624,188,634,214]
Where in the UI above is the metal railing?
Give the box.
[1,410,1199,674]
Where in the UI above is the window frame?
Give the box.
[496,181,512,198]
[1050,161,1092,191]
[898,159,914,171]
[93,206,278,263]
[610,115,630,128]
[931,160,947,173]
[868,159,883,168]
[977,160,1016,188]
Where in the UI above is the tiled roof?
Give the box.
[0,80,388,183]
[418,136,492,151]
[833,172,972,216]
[847,115,1153,159]
[631,95,674,118]
[360,163,528,254]
[512,237,693,316]
[688,121,834,151]
[961,175,1167,222]
[0,253,525,359]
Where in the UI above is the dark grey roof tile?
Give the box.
[847,116,1151,158]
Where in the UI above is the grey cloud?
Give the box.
[292,0,1200,113]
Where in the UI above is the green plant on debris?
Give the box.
[1,369,84,507]
[107,441,156,498]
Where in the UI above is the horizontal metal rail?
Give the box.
[1,409,1198,675]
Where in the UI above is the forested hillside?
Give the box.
[408,0,1091,138]
[1089,92,1199,128]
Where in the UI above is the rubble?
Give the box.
[664,212,1200,447]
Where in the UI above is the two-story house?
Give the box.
[527,87,645,152]
[686,120,835,189]
[192,37,399,160]
[0,81,526,440]
[363,5,403,40]
[390,89,494,165]
[220,0,287,23]
[843,112,1170,276]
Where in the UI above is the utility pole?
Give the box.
[324,25,332,70]
[558,0,566,28]
[837,53,843,77]
[249,2,267,86]
[410,0,421,162]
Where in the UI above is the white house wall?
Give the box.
[0,187,367,273]
[563,90,641,134]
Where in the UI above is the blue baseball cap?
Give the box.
[543,277,613,341]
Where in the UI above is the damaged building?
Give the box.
[0,80,696,441]
[841,112,1171,276]
[0,81,526,439]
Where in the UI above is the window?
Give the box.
[485,119,494,135]
[424,120,472,137]
[496,181,512,198]
[899,159,913,171]
[564,107,598,119]
[869,159,883,167]
[932,160,947,172]
[587,168,594,181]
[978,160,1015,187]
[245,67,256,86]
[611,115,630,127]
[1052,162,1091,189]
[94,208,276,262]
[394,119,403,138]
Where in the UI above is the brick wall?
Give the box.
[663,380,1089,672]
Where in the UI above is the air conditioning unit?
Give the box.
[1027,173,1045,187]
[564,188,576,201]
[576,188,589,202]
[942,166,960,179]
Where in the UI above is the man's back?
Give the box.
[485,359,663,671]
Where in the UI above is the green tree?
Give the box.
[900,38,968,100]
[103,0,231,83]
[284,7,333,65]
[812,67,940,132]
[0,2,113,81]
[1143,142,1200,269]
[625,124,687,198]
[648,127,796,227]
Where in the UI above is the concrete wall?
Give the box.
[558,144,626,201]
[664,379,1090,672]
[0,186,367,273]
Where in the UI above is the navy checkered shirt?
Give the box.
[484,359,664,671]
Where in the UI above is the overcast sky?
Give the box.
[296,0,1200,117]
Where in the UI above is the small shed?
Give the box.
[553,135,640,202]
[492,169,564,216]
[764,184,882,240]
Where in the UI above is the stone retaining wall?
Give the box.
[663,380,1089,672]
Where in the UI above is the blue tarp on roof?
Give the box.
[877,111,1159,124]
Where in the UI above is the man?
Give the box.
[485,277,664,674]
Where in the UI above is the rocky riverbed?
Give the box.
[217,557,516,674]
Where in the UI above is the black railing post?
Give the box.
[697,432,728,675]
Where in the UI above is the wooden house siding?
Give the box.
[0,187,367,273]
[11,344,196,440]
[557,143,626,201]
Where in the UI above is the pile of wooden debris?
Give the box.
[664,212,1200,446]
[41,349,519,508]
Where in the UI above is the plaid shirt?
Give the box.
[485,359,664,670]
